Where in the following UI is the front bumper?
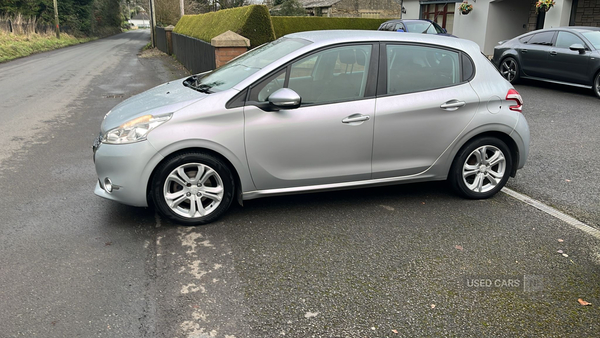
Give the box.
[93,140,163,207]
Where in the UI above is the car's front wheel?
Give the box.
[449,137,513,199]
[151,152,235,226]
[500,57,520,84]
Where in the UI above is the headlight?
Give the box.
[102,114,172,144]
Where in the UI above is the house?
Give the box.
[299,0,403,18]
[299,0,599,55]
[400,0,600,55]
[129,12,150,28]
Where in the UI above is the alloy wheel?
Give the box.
[163,163,224,218]
[462,145,506,193]
[500,59,517,82]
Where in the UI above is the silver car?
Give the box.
[93,30,530,225]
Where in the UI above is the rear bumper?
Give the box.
[511,113,530,170]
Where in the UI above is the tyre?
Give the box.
[449,137,513,199]
[593,71,600,99]
[499,57,520,84]
[151,152,235,226]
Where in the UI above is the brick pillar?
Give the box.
[164,25,174,55]
[211,30,250,68]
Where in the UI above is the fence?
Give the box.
[155,26,168,54]
[171,32,216,74]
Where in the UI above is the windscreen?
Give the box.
[191,37,311,93]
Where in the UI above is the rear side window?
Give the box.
[519,35,533,44]
[528,32,555,46]
[386,44,460,95]
[461,53,474,81]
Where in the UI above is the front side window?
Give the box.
[386,44,460,95]
[555,31,586,49]
[289,45,372,105]
[251,45,373,106]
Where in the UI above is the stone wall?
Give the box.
[573,0,600,26]
[329,0,402,18]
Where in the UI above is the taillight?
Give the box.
[506,89,523,112]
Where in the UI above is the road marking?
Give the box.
[502,187,600,240]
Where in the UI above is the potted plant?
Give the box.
[536,0,555,13]
[459,1,473,15]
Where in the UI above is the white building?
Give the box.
[401,0,600,55]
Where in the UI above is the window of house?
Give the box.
[386,44,460,95]
[421,3,454,34]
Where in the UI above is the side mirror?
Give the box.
[268,88,301,109]
[569,43,586,54]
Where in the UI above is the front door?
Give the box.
[245,44,377,190]
[546,31,591,85]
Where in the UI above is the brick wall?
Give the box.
[214,47,247,68]
[574,0,600,26]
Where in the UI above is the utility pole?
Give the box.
[180,0,184,18]
[53,0,60,38]
[149,0,156,47]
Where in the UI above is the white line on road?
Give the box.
[502,187,600,240]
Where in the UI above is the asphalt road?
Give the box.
[1,30,599,337]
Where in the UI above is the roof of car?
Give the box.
[286,29,470,49]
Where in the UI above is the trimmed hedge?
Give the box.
[271,16,388,38]
[174,5,276,47]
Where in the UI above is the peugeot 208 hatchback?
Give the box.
[93,30,529,225]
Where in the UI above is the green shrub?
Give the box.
[271,16,388,38]
[173,5,276,47]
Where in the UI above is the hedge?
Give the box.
[173,5,276,47]
[271,16,389,38]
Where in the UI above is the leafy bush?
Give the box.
[174,5,275,47]
[271,16,388,38]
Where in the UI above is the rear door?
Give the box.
[519,31,556,78]
[372,43,479,178]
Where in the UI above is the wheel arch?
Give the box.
[448,130,520,178]
[146,146,246,207]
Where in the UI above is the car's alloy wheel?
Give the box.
[594,72,600,99]
[152,152,234,225]
[450,137,512,199]
[500,57,520,84]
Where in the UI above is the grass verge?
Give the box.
[0,32,96,63]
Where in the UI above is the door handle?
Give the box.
[342,114,370,124]
[550,51,557,56]
[521,49,528,53]
[440,100,466,111]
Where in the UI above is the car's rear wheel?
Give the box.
[151,152,234,226]
[449,137,513,199]
[593,71,600,99]
[500,57,520,84]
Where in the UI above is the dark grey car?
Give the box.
[492,26,600,98]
